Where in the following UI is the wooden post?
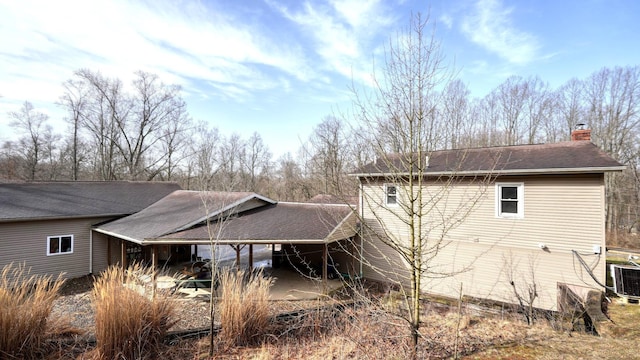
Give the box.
[107,236,112,266]
[322,243,328,294]
[121,240,127,270]
[249,244,254,272]
[151,245,158,298]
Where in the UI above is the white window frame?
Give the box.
[47,235,74,256]
[495,183,524,219]
[384,183,398,206]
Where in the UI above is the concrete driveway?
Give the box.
[164,266,344,301]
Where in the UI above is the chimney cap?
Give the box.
[576,123,586,130]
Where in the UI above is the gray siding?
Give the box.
[360,174,607,310]
[1,217,115,279]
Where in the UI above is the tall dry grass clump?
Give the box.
[92,264,177,360]
[218,269,273,349]
[0,263,65,358]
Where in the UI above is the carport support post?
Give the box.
[151,245,158,298]
[249,244,254,272]
[235,246,241,272]
[322,243,328,294]
[120,240,127,270]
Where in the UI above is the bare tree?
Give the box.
[523,76,552,144]
[127,71,190,180]
[59,78,90,180]
[274,152,310,201]
[349,13,492,358]
[184,123,222,190]
[440,79,471,149]
[305,116,351,195]
[584,66,640,232]
[241,132,271,192]
[218,133,244,191]
[64,69,191,180]
[490,76,530,145]
[72,69,128,180]
[8,101,51,180]
[555,77,585,140]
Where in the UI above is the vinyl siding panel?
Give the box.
[0,217,116,279]
[92,231,111,274]
[360,174,606,310]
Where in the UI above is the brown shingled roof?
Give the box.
[352,141,625,176]
[155,202,356,245]
[0,181,181,222]
[94,191,276,243]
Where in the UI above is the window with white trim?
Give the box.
[47,235,73,255]
[385,184,398,206]
[496,183,524,218]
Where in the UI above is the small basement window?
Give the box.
[47,235,73,256]
[496,183,524,218]
[385,184,398,206]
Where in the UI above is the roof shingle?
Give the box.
[158,202,356,244]
[95,191,275,242]
[0,181,181,222]
[353,141,625,176]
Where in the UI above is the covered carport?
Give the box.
[154,201,358,291]
[92,191,359,293]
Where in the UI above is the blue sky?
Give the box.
[0,0,638,157]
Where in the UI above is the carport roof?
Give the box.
[93,191,276,243]
[152,202,357,245]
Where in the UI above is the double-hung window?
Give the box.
[496,183,524,218]
[47,235,73,255]
[385,184,398,206]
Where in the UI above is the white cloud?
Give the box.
[439,14,453,29]
[460,0,540,65]
[268,0,395,85]
[0,0,317,113]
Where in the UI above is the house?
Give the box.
[0,181,180,278]
[352,132,625,311]
[0,182,357,284]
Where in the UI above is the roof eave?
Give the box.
[0,213,130,223]
[324,211,357,242]
[140,238,333,245]
[93,228,144,245]
[351,165,627,178]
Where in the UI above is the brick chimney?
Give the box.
[571,123,591,141]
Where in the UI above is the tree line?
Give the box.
[1,65,639,233]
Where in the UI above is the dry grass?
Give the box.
[217,269,274,350]
[0,263,66,358]
[91,264,177,360]
[462,299,640,359]
[199,293,543,359]
[18,268,640,359]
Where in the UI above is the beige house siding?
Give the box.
[91,231,111,274]
[360,174,606,310]
[0,217,116,279]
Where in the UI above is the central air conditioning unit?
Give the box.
[610,264,640,299]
